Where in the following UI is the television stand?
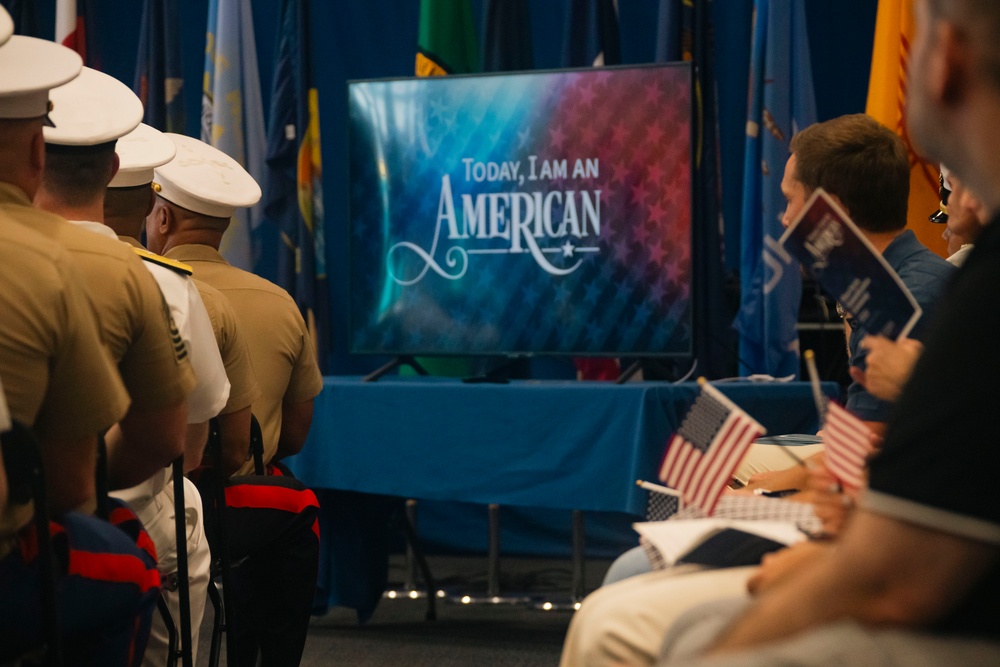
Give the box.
[614,361,643,384]
[363,356,430,382]
[461,356,530,384]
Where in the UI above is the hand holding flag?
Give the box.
[804,349,875,492]
[820,402,875,492]
[658,379,766,515]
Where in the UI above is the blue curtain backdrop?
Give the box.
[24,0,877,376]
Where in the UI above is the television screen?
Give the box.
[348,63,693,357]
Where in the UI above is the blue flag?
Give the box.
[263,0,330,371]
[656,0,731,379]
[202,0,266,272]
[134,0,184,133]
[482,0,533,72]
[733,0,817,377]
[562,0,620,67]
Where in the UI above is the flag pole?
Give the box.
[803,349,827,418]
[636,479,682,497]
[696,377,767,435]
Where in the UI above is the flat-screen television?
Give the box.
[348,63,693,357]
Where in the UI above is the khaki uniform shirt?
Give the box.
[0,184,196,409]
[193,278,260,415]
[0,208,129,534]
[165,245,323,474]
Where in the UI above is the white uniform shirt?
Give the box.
[72,221,229,507]
[69,221,230,421]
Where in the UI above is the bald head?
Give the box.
[145,195,230,255]
[104,183,156,240]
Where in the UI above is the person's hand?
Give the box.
[743,465,810,493]
[746,541,830,596]
[851,336,924,402]
[803,453,859,537]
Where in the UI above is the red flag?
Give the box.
[822,402,874,491]
[55,0,86,62]
[659,382,765,514]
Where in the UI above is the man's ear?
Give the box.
[826,191,850,218]
[152,200,171,234]
[934,21,971,105]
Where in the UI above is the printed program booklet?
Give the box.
[634,519,807,570]
[780,188,922,339]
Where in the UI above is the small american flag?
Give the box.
[822,401,874,491]
[658,382,765,515]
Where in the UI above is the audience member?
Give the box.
[146,134,323,666]
[0,27,160,663]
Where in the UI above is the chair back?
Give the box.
[1,421,62,666]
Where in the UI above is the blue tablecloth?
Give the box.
[286,377,838,620]
[289,377,838,514]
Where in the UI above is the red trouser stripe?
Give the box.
[68,550,161,593]
[224,485,321,541]
[109,507,159,563]
[224,485,318,515]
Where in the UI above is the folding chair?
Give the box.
[200,413,291,666]
[156,457,194,667]
[200,418,235,667]
[95,440,194,667]
[0,421,62,667]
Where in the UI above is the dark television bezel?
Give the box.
[345,62,696,359]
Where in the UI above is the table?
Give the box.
[286,377,839,619]
[290,377,837,514]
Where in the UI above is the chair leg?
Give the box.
[206,580,224,667]
[157,595,178,667]
[571,510,586,602]
[26,424,62,666]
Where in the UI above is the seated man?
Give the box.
[936,168,988,266]
[146,134,323,667]
[735,112,954,492]
[0,28,159,661]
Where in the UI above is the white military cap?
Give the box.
[154,133,261,218]
[109,123,177,188]
[0,36,82,120]
[44,67,143,146]
[0,7,13,47]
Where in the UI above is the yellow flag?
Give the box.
[866,0,947,257]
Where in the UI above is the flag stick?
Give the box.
[636,479,682,497]
[803,349,827,418]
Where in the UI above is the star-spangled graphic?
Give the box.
[348,67,693,355]
[549,124,567,152]
[645,123,665,147]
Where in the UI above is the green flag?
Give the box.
[416,0,479,76]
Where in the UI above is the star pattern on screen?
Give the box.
[349,68,692,355]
